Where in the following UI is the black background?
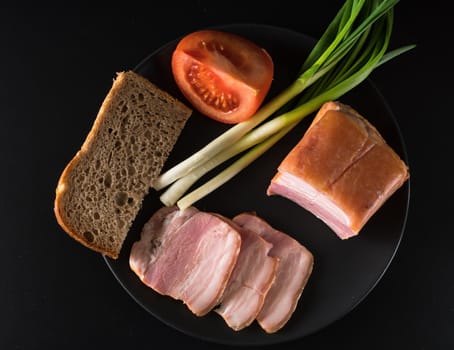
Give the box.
[1,2,451,349]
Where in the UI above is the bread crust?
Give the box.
[54,151,109,255]
[54,71,192,258]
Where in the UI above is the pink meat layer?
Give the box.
[214,217,279,331]
[233,212,314,334]
[129,206,241,316]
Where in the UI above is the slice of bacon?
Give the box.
[214,216,279,331]
[233,212,314,334]
[129,206,241,316]
[129,206,198,280]
[267,101,409,239]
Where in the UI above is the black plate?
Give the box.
[103,24,410,346]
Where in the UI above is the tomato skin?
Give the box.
[171,30,274,124]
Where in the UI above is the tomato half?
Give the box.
[171,30,274,124]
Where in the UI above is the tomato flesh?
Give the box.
[187,63,240,113]
[171,30,274,124]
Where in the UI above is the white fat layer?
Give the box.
[274,172,352,238]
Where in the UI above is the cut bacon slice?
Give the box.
[233,212,314,334]
[129,206,241,316]
[214,217,279,331]
[129,206,198,280]
[267,101,409,239]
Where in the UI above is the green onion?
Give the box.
[154,0,415,209]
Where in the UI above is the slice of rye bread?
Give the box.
[54,71,192,259]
